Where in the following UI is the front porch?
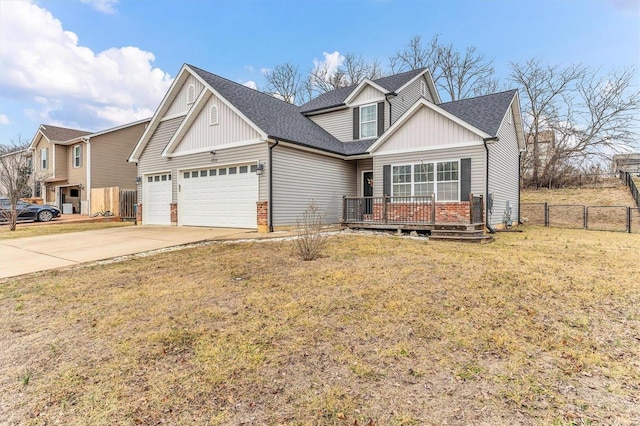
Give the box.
[341,194,491,242]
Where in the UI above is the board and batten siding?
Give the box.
[308,108,352,142]
[173,94,261,154]
[488,107,520,227]
[350,85,384,105]
[166,74,205,117]
[137,117,268,205]
[377,105,483,153]
[372,145,485,199]
[390,76,433,124]
[91,122,146,189]
[272,146,356,226]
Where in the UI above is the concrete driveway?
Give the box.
[0,226,261,279]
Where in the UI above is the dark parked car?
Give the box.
[0,199,61,223]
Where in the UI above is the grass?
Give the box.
[1,228,639,425]
[522,179,635,206]
[0,221,133,240]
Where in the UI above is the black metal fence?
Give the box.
[521,202,640,233]
[620,171,640,208]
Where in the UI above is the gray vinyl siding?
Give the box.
[308,108,352,141]
[91,122,146,189]
[488,108,520,227]
[372,145,485,198]
[272,146,356,226]
[356,158,373,197]
[377,105,482,153]
[138,116,268,204]
[390,75,433,124]
[166,74,205,117]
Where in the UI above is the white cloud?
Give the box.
[80,0,118,14]
[243,80,258,90]
[244,65,255,73]
[0,0,172,131]
[260,67,271,75]
[313,51,344,78]
[0,114,10,125]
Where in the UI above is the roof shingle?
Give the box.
[39,124,91,142]
[438,90,517,136]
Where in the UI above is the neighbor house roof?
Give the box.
[38,124,91,142]
[189,65,352,155]
[298,68,428,113]
[438,90,518,137]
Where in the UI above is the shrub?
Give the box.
[295,200,328,261]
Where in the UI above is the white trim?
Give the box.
[86,140,91,211]
[72,144,82,168]
[301,105,348,116]
[389,159,461,201]
[368,98,492,153]
[349,96,385,108]
[167,138,263,158]
[161,89,212,156]
[359,103,378,140]
[272,140,346,160]
[344,79,388,105]
[178,159,259,174]
[371,140,484,157]
[160,112,188,122]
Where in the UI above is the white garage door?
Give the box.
[143,172,172,225]
[179,164,258,228]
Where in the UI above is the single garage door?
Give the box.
[143,172,172,225]
[179,164,258,228]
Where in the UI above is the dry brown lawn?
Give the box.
[0,221,133,240]
[521,179,635,206]
[1,229,639,425]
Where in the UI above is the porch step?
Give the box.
[432,222,485,231]
[429,227,493,243]
[429,233,494,244]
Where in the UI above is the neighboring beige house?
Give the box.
[28,119,149,214]
[613,153,640,175]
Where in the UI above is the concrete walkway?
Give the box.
[0,226,286,279]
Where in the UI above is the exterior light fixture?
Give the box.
[135,176,142,185]
[255,163,264,176]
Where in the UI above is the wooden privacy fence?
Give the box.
[90,187,137,220]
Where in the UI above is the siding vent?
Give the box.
[420,80,427,97]
[187,84,195,104]
[209,105,219,126]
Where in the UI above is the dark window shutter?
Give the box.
[377,102,384,136]
[383,165,391,196]
[460,158,471,201]
[353,107,360,140]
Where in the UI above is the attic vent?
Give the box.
[187,84,195,104]
[209,105,219,126]
[420,80,427,97]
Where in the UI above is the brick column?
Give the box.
[170,203,178,225]
[257,201,268,233]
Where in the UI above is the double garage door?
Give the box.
[143,165,257,228]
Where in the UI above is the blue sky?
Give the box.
[0,0,638,145]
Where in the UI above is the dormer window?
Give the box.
[187,84,195,104]
[420,80,427,97]
[360,104,377,139]
[209,105,219,126]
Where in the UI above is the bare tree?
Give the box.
[390,35,498,101]
[512,59,640,187]
[0,136,33,230]
[307,52,384,97]
[263,62,305,104]
[389,34,440,74]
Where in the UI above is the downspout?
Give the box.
[483,137,499,234]
[385,92,397,127]
[268,140,279,232]
[518,151,522,225]
[84,137,91,215]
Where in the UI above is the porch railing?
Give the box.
[343,194,483,225]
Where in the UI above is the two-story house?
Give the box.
[29,119,149,214]
[129,64,526,233]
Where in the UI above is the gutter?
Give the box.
[268,140,279,232]
[483,136,499,234]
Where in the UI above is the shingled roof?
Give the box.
[39,124,91,142]
[438,90,517,137]
[298,68,427,113]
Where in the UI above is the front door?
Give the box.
[363,171,373,215]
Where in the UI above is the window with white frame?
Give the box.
[391,160,459,201]
[209,105,218,126]
[40,148,48,170]
[360,103,377,139]
[73,144,82,168]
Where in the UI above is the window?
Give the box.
[161,175,167,181]
[360,104,377,139]
[40,148,48,170]
[239,166,248,173]
[191,171,198,178]
[228,167,237,174]
[148,176,153,182]
[420,80,427,97]
[209,169,217,176]
[187,84,195,104]
[391,160,459,201]
[184,172,190,179]
[200,170,207,177]
[73,145,82,168]
[70,189,79,197]
[154,175,160,182]
[218,168,227,175]
[250,165,257,173]
[209,105,218,126]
